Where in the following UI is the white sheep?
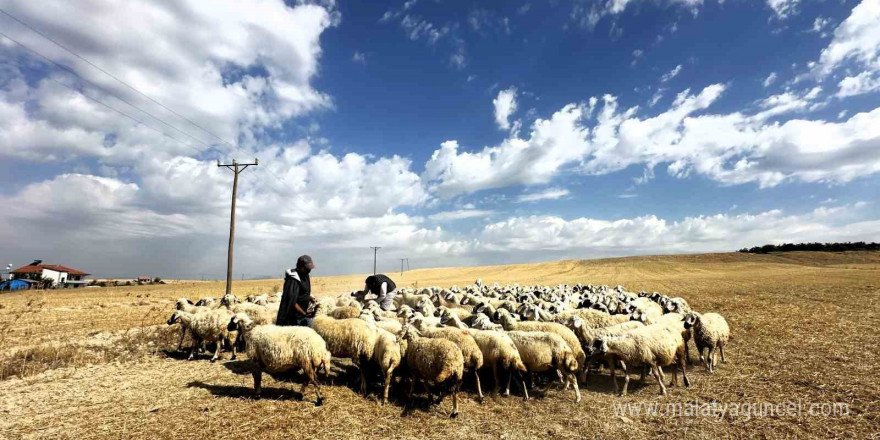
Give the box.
[227,313,331,405]
[589,323,691,396]
[398,325,464,418]
[497,310,586,382]
[683,312,730,373]
[441,312,527,396]
[174,298,210,350]
[411,318,485,401]
[372,328,402,405]
[506,330,581,402]
[310,313,378,395]
[166,308,234,362]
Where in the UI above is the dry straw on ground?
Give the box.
[0,252,877,439]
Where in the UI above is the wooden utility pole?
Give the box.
[370,246,381,275]
[218,159,258,296]
[399,258,409,276]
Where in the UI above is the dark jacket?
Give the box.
[277,268,311,326]
[365,274,396,295]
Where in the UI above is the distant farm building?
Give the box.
[137,276,152,283]
[11,260,91,288]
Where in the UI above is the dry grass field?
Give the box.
[1,251,878,439]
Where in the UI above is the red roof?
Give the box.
[11,264,90,276]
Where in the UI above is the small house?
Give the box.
[11,260,91,288]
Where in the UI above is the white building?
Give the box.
[11,260,91,288]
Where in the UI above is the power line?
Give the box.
[0,8,235,150]
[0,9,311,206]
[0,31,218,156]
[3,50,206,157]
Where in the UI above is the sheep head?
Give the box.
[228,312,254,332]
[166,311,182,325]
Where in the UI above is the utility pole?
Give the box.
[218,158,258,296]
[399,258,409,277]
[370,246,381,275]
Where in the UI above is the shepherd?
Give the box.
[361,273,397,311]
[276,255,316,326]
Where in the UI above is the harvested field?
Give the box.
[1,251,878,439]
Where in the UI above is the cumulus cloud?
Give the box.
[423,101,591,198]
[763,72,778,88]
[815,0,880,77]
[837,71,880,97]
[476,203,877,255]
[493,87,518,130]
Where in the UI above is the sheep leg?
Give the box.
[719,345,727,363]
[705,348,715,373]
[569,372,581,403]
[654,365,667,396]
[639,365,647,383]
[556,369,569,390]
[356,356,368,395]
[450,379,460,418]
[712,347,719,369]
[187,338,199,360]
[210,340,222,362]
[583,356,594,383]
[609,358,619,395]
[473,370,484,402]
[310,373,324,406]
[382,370,392,406]
[680,353,691,387]
[619,360,630,397]
[229,335,237,361]
[176,328,186,351]
[252,368,263,397]
[492,363,501,395]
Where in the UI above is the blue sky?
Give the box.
[0,0,878,278]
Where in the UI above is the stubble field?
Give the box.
[0,251,878,439]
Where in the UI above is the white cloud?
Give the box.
[660,65,683,83]
[763,72,778,88]
[767,0,801,19]
[428,209,494,222]
[649,89,665,107]
[815,0,880,76]
[493,87,518,130]
[811,16,831,34]
[427,81,880,195]
[352,51,367,64]
[752,86,824,120]
[423,101,591,198]
[516,188,571,203]
[476,203,876,254]
[837,71,880,97]
[0,0,335,162]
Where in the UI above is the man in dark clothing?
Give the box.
[276,255,315,326]
[361,273,397,311]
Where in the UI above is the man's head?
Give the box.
[296,255,315,274]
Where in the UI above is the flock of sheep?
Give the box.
[167,280,730,418]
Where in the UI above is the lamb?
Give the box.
[227,313,331,405]
[411,318,485,401]
[174,298,210,350]
[506,330,581,402]
[589,323,690,396]
[195,297,217,307]
[683,312,730,373]
[371,328,402,405]
[496,310,586,382]
[569,319,644,381]
[440,312,527,396]
[469,312,503,331]
[245,294,269,305]
[310,313,379,395]
[398,325,464,418]
[396,289,431,309]
[166,308,234,362]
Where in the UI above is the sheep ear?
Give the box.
[573,319,582,328]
